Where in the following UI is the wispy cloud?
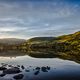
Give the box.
[0,0,79,39]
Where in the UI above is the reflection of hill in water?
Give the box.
[0,50,26,57]
[25,49,80,64]
[0,49,80,64]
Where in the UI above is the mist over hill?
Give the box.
[0,38,26,45]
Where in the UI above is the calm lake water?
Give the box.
[0,50,80,80]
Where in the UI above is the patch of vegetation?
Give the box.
[20,31,80,52]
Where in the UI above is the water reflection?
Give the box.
[0,49,79,64]
[0,50,80,80]
[0,50,26,57]
[27,50,80,64]
[0,63,80,80]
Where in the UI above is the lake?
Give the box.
[0,50,80,80]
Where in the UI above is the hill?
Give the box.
[56,31,80,42]
[21,31,80,52]
[26,37,56,44]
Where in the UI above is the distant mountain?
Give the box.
[27,37,56,44]
[0,38,26,45]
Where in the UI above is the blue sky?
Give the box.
[0,0,80,39]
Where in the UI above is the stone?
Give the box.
[36,67,40,70]
[41,67,48,72]
[0,73,6,77]
[13,74,24,79]
[34,71,40,75]
[0,67,7,71]
[21,65,25,70]
[3,67,21,74]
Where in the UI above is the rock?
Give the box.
[21,65,25,70]
[0,73,6,77]
[0,67,7,71]
[8,65,13,67]
[3,67,21,74]
[46,66,50,70]
[25,69,30,72]
[36,67,40,70]
[13,74,24,79]
[17,65,20,67]
[34,71,40,75]
[41,67,48,72]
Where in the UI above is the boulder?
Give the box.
[0,67,7,71]
[13,74,24,79]
[0,73,6,77]
[41,67,48,72]
[3,67,21,74]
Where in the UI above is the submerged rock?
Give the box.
[34,70,40,75]
[36,67,40,70]
[25,69,30,72]
[21,65,25,70]
[0,73,6,77]
[41,67,48,72]
[46,66,50,70]
[3,67,21,74]
[13,74,24,79]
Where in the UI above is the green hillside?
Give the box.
[20,31,80,52]
[26,37,56,44]
[56,31,80,42]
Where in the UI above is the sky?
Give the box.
[0,0,80,39]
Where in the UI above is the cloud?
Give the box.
[0,0,79,39]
